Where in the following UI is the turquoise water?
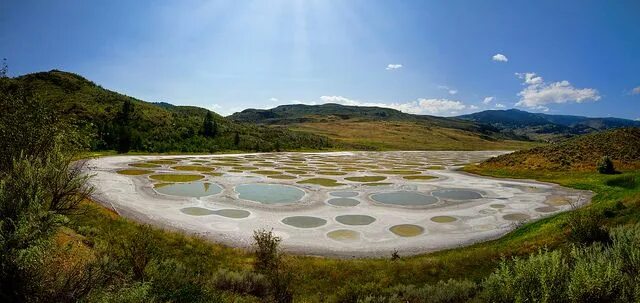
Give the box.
[431,189,482,200]
[235,183,305,204]
[156,182,222,198]
[370,191,438,206]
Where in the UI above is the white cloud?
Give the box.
[386,64,403,70]
[438,85,458,95]
[269,97,279,102]
[482,96,494,104]
[317,95,467,116]
[631,86,640,95]
[469,105,479,110]
[492,53,508,62]
[515,72,601,108]
[494,103,506,108]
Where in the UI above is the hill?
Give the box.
[230,104,535,150]
[477,127,640,171]
[0,70,330,153]
[458,109,640,141]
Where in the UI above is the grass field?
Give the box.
[290,120,539,151]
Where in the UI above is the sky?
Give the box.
[1,0,639,119]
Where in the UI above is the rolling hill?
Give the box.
[477,127,640,171]
[458,109,640,141]
[0,70,330,153]
[230,104,535,150]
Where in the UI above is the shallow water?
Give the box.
[155,182,222,197]
[236,183,305,204]
[335,215,376,225]
[213,209,251,218]
[327,198,360,207]
[370,191,438,206]
[431,189,482,200]
[282,216,327,228]
[390,224,425,237]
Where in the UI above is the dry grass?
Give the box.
[291,121,538,151]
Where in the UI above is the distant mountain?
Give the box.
[477,127,640,171]
[229,104,536,151]
[230,103,502,133]
[457,109,640,141]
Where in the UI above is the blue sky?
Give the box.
[1,0,639,118]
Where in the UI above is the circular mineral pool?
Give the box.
[490,204,506,209]
[213,209,251,218]
[389,224,425,237]
[180,207,215,216]
[327,229,360,241]
[370,191,438,206]
[327,198,360,207]
[535,206,559,213]
[431,189,483,200]
[503,213,531,221]
[335,215,376,226]
[431,216,457,223]
[281,216,327,228]
[155,182,222,198]
[330,191,359,198]
[235,184,305,204]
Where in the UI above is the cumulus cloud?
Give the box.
[269,97,279,102]
[494,103,506,108]
[492,53,508,62]
[514,72,600,108]
[482,96,494,104]
[386,64,403,70]
[317,95,467,115]
[632,86,640,95]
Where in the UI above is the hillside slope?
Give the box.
[230,104,535,150]
[0,70,330,152]
[478,127,640,171]
[458,109,640,141]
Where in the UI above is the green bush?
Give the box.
[211,269,268,298]
[566,208,610,245]
[568,244,623,302]
[481,249,570,303]
[597,156,616,174]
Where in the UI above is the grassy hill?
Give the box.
[477,127,640,171]
[458,109,640,141]
[0,70,330,153]
[230,104,536,150]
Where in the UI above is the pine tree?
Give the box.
[0,58,8,78]
[234,132,240,146]
[203,111,217,138]
[116,100,134,153]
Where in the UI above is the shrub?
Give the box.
[597,156,615,174]
[566,208,610,245]
[568,244,623,302]
[211,269,268,298]
[481,249,570,303]
[252,229,281,273]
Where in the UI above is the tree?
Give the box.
[597,156,615,174]
[116,100,134,153]
[202,111,217,138]
[234,132,240,146]
[0,58,7,78]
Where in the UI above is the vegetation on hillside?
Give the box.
[479,127,640,171]
[458,108,640,141]
[0,70,331,153]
